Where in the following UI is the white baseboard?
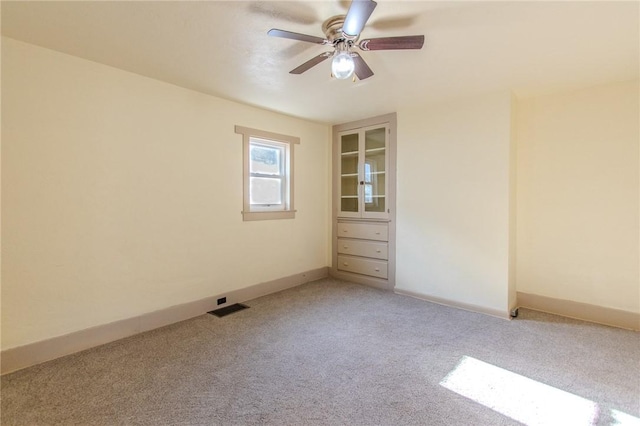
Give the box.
[1,267,329,375]
[517,292,640,331]
[394,288,512,320]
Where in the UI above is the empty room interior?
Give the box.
[1,1,639,425]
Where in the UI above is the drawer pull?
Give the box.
[343,245,348,249]
[376,249,381,253]
[375,268,380,272]
[375,231,380,235]
[343,229,348,233]
[343,262,349,266]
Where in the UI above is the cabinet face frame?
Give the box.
[331,113,397,290]
[337,125,389,219]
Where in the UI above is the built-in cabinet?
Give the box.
[331,113,396,290]
[338,125,388,218]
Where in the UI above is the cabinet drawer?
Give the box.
[337,222,388,241]
[337,255,388,279]
[337,239,388,260]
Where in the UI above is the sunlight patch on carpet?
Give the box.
[611,409,640,426]
[440,356,599,426]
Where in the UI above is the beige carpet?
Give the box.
[2,278,639,425]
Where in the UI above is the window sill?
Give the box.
[242,210,296,221]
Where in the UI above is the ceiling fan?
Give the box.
[268,0,424,81]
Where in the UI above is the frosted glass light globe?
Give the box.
[332,52,355,80]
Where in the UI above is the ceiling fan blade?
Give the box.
[343,0,378,37]
[359,35,425,51]
[290,53,331,74]
[352,53,374,80]
[268,29,328,45]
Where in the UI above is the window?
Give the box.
[235,126,299,221]
[249,139,286,209]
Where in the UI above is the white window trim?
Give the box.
[235,125,299,221]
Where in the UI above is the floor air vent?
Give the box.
[208,303,249,318]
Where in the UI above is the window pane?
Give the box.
[250,177,282,205]
[364,184,373,203]
[341,154,358,175]
[341,175,358,197]
[372,173,385,196]
[341,197,358,212]
[341,133,358,154]
[365,127,385,150]
[365,196,385,213]
[250,144,281,175]
[365,152,385,173]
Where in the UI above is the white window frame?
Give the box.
[235,125,299,221]
[248,138,287,212]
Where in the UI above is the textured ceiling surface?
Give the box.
[2,1,638,124]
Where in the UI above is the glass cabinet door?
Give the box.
[340,132,360,215]
[363,127,386,215]
[338,125,388,218]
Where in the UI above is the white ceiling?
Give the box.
[2,1,638,124]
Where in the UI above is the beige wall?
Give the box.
[1,38,331,349]
[516,80,640,313]
[395,92,515,316]
[3,36,637,354]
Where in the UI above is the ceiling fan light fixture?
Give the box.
[331,51,355,80]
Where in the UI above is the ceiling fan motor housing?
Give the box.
[322,15,358,46]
